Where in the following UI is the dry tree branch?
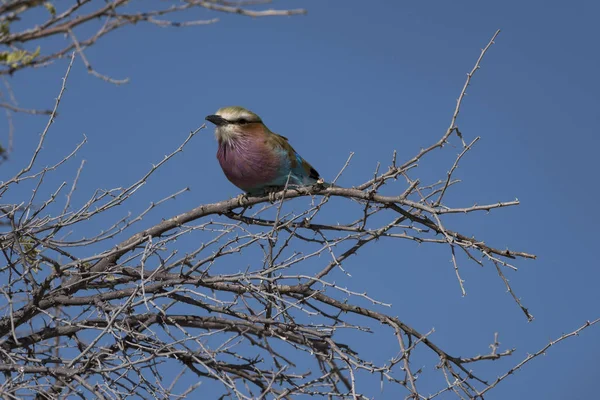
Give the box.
[0,29,594,400]
[0,0,307,160]
[0,52,75,195]
[477,318,600,397]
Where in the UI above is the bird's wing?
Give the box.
[269,132,320,181]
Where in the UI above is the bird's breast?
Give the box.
[216,137,284,192]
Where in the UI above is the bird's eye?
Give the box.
[237,118,248,124]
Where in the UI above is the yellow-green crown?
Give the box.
[215,106,262,123]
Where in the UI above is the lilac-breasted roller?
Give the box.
[205,106,322,195]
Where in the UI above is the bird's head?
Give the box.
[205,106,263,144]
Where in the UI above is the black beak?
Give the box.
[205,115,228,126]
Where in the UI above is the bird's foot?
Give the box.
[236,193,249,207]
[269,191,278,203]
[256,186,283,203]
[265,187,280,203]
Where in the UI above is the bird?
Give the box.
[205,106,323,196]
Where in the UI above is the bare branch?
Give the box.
[0,28,592,400]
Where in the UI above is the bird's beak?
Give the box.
[205,115,228,126]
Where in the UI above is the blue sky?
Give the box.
[3,0,599,398]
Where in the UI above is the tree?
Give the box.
[0,0,306,160]
[0,5,596,399]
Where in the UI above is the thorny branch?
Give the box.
[0,0,307,160]
[0,30,595,399]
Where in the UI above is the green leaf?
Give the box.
[20,237,40,265]
[1,47,41,67]
[44,2,56,17]
[22,46,41,65]
[6,50,25,65]
[0,22,10,37]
